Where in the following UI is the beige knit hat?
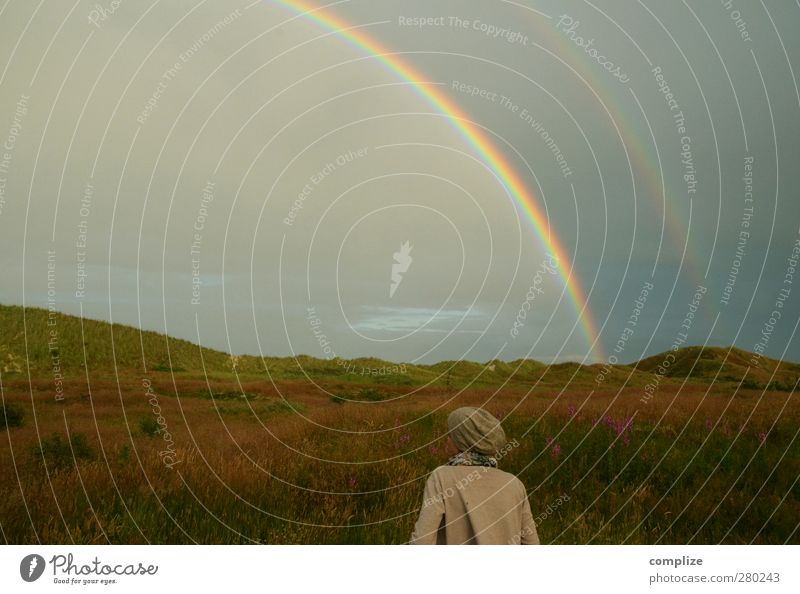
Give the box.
[447,407,507,455]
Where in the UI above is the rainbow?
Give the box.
[272,0,604,361]
[535,17,697,283]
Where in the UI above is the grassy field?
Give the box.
[1,305,798,544]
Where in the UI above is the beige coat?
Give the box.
[409,465,539,544]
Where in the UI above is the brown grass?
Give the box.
[1,370,798,544]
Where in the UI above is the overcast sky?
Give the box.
[0,0,798,364]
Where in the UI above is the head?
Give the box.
[447,407,507,456]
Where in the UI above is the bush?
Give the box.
[138,417,161,437]
[355,388,390,402]
[0,402,23,429]
[32,432,95,471]
[767,379,798,392]
[261,399,299,414]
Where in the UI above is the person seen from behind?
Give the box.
[409,407,539,544]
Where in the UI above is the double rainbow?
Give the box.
[273,0,603,361]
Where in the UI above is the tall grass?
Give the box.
[1,373,797,544]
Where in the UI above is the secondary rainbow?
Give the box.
[274,0,603,361]
[537,16,698,282]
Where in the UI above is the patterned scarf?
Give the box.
[447,450,498,468]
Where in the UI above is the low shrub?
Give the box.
[138,417,161,437]
[31,432,95,471]
[355,388,391,402]
[0,402,23,429]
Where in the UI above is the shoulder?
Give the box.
[488,468,529,498]
[430,465,524,488]
[426,466,529,500]
[426,464,481,485]
[423,465,451,487]
[427,465,457,482]
[503,470,528,491]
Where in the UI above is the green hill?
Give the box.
[0,303,242,374]
[0,304,796,390]
[633,345,800,389]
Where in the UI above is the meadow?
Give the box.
[1,305,798,544]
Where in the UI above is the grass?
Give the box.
[1,373,797,544]
[213,398,302,416]
[0,304,798,544]
[4,304,799,389]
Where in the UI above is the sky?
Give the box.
[0,0,798,365]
